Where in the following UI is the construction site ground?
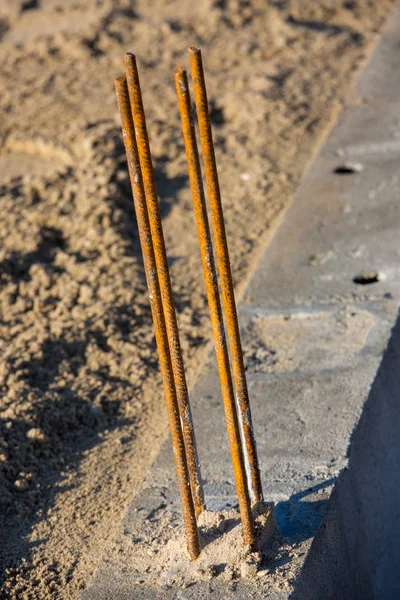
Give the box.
[0,1,398,598]
[83,7,400,598]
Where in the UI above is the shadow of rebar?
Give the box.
[275,479,335,544]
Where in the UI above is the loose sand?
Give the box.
[89,501,306,597]
[0,0,395,597]
[116,503,276,589]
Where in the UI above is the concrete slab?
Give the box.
[294,314,400,599]
[245,10,400,310]
[83,7,400,599]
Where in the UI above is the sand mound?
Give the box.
[122,503,276,587]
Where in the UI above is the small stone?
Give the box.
[353,271,381,285]
[334,162,364,174]
[257,569,269,578]
[27,428,47,443]
[14,478,29,491]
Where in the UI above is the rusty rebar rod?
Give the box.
[188,46,263,504]
[115,75,200,560]
[123,53,205,516]
[175,67,255,548]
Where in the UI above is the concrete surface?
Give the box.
[294,314,400,599]
[83,7,400,599]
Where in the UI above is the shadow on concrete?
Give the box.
[292,311,400,600]
[275,479,334,544]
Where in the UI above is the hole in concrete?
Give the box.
[353,271,380,285]
[334,163,363,175]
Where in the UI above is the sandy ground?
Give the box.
[0,0,395,598]
[103,504,293,592]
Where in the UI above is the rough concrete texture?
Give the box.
[295,314,400,599]
[83,8,400,600]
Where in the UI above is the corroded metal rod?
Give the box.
[115,75,200,560]
[175,67,255,548]
[188,46,263,504]
[123,53,205,517]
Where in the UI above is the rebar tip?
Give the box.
[124,53,137,71]
[114,74,126,85]
[188,46,201,55]
[114,75,128,95]
[175,67,188,94]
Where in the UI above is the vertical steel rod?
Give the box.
[115,76,200,560]
[188,46,263,504]
[175,67,255,548]
[123,53,205,516]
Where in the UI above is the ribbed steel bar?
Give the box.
[115,75,200,560]
[188,47,263,504]
[123,53,205,516]
[175,67,255,548]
